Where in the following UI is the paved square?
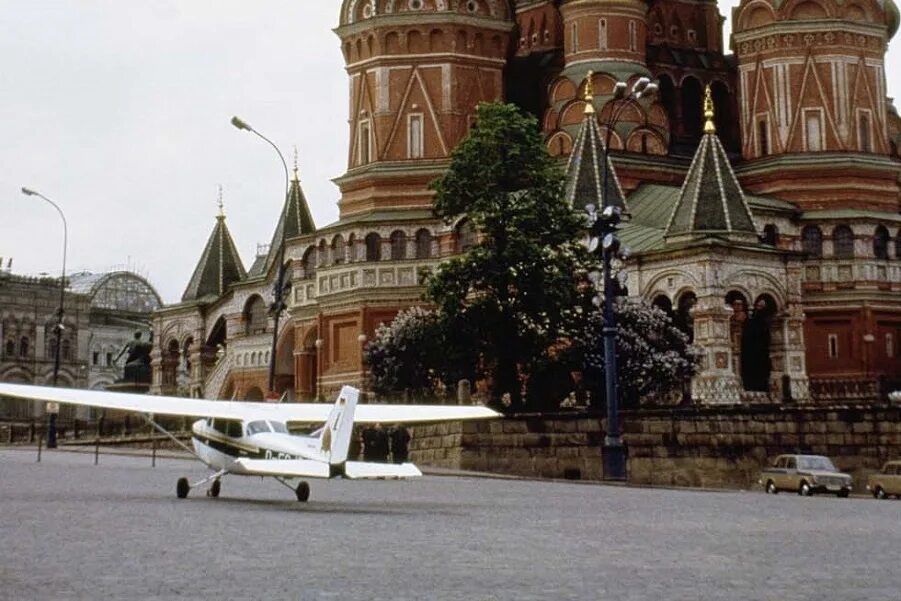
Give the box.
[0,449,898,601]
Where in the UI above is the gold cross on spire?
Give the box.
[584,70,595,115]
[217,184,225,219]
[703,84,716,134]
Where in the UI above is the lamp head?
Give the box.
[230,116,252,131]
[601,205,622,221]
[21,187,38,197]
[631,77,651,95]
[613,81,628,100]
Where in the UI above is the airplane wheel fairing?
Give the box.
[208,480,221,498]
[176,477,190,499]
[296,481,310,502]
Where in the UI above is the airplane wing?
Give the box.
[0,383,500,424]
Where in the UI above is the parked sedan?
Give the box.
[867,461,901,499]
[759,454,853,497]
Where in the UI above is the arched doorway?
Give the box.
[297,327,319,401]
[675,291,697,343]
[725,291,749,379]
[741,294,777,393]
[273,325,296,400]
[245,386,264,401]
[162,339,180,390]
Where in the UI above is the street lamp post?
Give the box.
[21,187,67,448]
[584,75,657,481]
[230,116,291,398]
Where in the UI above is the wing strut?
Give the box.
[140,412,211,469]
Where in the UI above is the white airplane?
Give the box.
[0,383,499,502]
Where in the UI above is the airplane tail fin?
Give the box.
[318,386,358,466]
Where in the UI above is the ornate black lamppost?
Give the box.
[230,116,291,398]
[21,187,67,448]
[584,74,657,480]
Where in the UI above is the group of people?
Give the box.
[357,423,410,464]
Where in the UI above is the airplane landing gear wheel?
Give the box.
[295,481,310,502]
[207,479,221,498]
[176,477,190,499]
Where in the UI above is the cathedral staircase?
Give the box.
[203,352,234,400]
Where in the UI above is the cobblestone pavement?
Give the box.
[1,448,899,601]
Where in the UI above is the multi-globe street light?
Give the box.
[584,75,657,481]
[20,187,67,448]
[230,116,291,398]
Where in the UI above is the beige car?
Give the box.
[759,454,853,497]
[867,461,901,499]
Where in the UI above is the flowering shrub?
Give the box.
[364,307,478,399]
[569,298,703,407]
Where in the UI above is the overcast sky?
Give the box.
[2,1,899,303]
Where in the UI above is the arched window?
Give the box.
[332,235,346,265]
[61,339,71,361]
[301,247,316,280]
[456,220,476,253]
[19,337,29,358]
[162,340,181,387]
[681,77,704,144]
[801,225,823,258]
[873,225,889,260]
[5,339,14,357]
[244,296,268,335]
[390,231,407,260]
[675,292,697,343]
[833,225,854,259]
[651,295,673,317]
[182,337,194,373]
[365,233,382,262]
[762,224,779,246]
[710,80,734,151]
[896,229,901,259]
[658,74,677,129]
[347,233,357,262]
[415,229,432,259]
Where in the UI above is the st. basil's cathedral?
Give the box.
[150,0,901,405]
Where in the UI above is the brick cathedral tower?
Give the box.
[732,0,901,210]
[274,1,515,397]
[731,0,901,398]
[334,0,514,217]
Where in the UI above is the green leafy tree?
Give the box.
[427,102,589,408]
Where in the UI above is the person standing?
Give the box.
[371,423,390,463]
[389,424,411,464]
[361,425,377,461]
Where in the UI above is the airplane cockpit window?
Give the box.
[269,421,288,434]
[246,420,272,436]
[226,420,243,438]
[213,419,243,437]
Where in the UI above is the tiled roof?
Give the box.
[664,132,759,244]
[181,214,247,302]
[249,174,317,278]
[564,109,627,212]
